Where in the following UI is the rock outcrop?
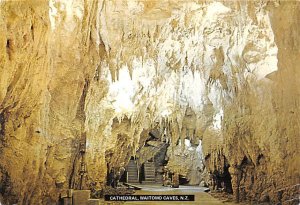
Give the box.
[203,2,300,204]
[0,1,299,204]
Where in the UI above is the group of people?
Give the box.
[107,167,125,188]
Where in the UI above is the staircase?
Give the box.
[156,173,163,183]
[127,159,139,183]
[61,189,101,205]
[144,161,156,183]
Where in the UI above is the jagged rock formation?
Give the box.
[166,139,205,185]
[135,130,206,185]
[0,0,299,204]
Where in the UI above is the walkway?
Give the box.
[124,184,241,205]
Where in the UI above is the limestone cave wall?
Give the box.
[202,2,300,204]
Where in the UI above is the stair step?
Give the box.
[63,197,72,205]
[72,190,91,205]
[156,176,163,182]
[88,199,100,205]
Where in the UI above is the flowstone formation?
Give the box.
[0,0,299,204]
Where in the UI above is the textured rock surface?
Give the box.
[202,2,300,204]
[166,139,205,185]
[0,0,299,204]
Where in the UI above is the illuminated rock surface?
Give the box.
[0,0,299,204]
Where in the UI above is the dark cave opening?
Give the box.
[179,175,189,185]
[223,165,233,193]
[139,164,145,183]
[210,156,233,194]
[119,170,127,182]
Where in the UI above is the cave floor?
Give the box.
[100,184,247,205]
